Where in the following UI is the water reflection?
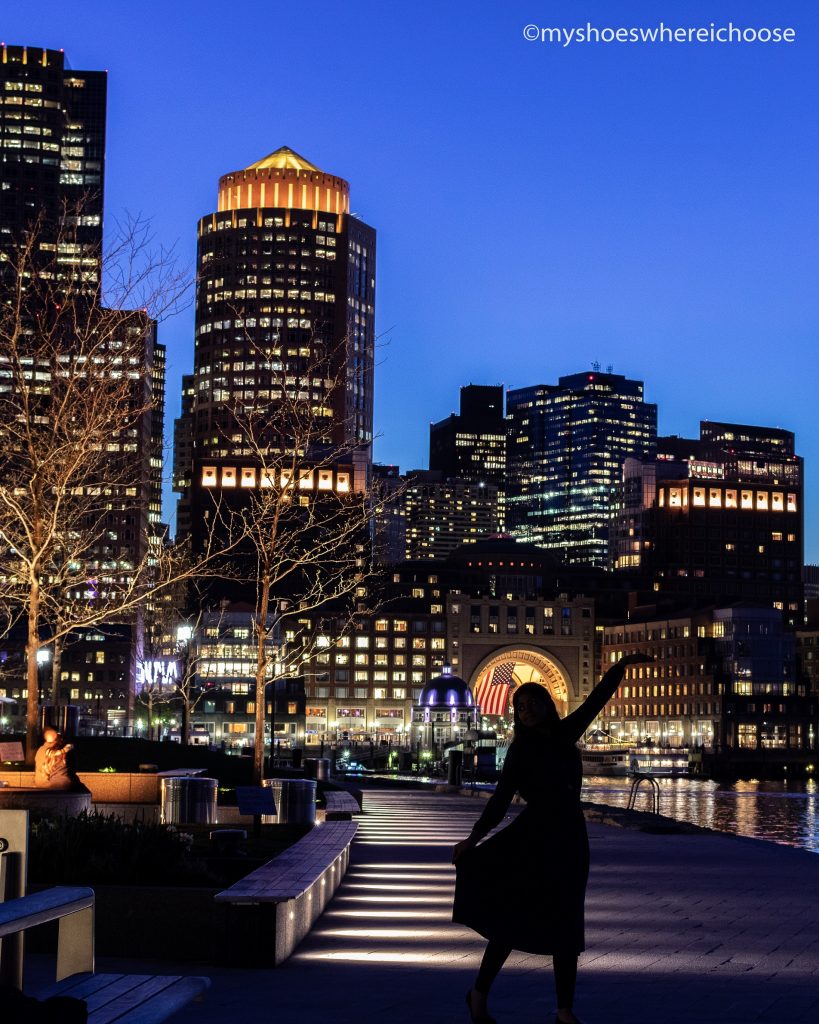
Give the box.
[582,776,819,853]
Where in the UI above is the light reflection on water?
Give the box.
[582,776,819,853]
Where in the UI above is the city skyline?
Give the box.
[4,1,817,559]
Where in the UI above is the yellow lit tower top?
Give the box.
[216,146,350,218]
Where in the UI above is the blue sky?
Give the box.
[5,1,818,558]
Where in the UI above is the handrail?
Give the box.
[627,773,660,815]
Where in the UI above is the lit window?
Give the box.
[741,490,753,509]
[240,467,256,488]
[202,466,217,487]
[692,488,706,507]
[708,489,722,508]
[725,490,737,509]
[221,467,237,487]
[756,492,768,511]
[787,493,798,512]
[318,470,333,491]
[771,492,784,512]
[337,472,350,493]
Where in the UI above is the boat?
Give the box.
[627,746,690,776]
[580,744,631,776]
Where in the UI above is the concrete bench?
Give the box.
[0,886,209,1023]
[323,790,362,820]
[214,819,357,966]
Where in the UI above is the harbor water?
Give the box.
[582,775,819,853]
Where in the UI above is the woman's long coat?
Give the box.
[452,665,625,954]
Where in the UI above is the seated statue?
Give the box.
[34,728,77,790]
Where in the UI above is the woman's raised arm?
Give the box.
[561,653,653,744]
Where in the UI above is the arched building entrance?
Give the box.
[469,647,572,725]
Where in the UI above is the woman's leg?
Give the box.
[474,940,512,994]
[553,952,578,1012]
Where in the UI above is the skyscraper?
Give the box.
[506,370,657,567]
[429,384,506,489]
[0,44,106,293]
[175,146,376,544]
[0,45,164,736]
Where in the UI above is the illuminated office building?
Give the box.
[610,422,804,625]
[505,370,656,567]
[175,146,376,545]
[0,44,106,293]
[404,470,499,561]
[429,384,506,489]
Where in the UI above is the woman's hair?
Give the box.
[512,682,561,740]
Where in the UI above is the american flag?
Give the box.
[473,662,515,717]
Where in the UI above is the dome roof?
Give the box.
[247,146,321,172]
[418,667,475,708]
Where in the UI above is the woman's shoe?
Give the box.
[465,988,496,1024]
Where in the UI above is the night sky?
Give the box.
[5,1,818,558]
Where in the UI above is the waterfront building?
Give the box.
[610,422,804,626]
[429,384,506,490]
[217,538,611,748]
[601,605,814,757]
[506,369,656,568]
[174,146,376,549]
[403,470,499,560]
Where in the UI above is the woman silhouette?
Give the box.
[452,652,651,1024]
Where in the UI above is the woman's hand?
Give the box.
[618,652,654,667]
[452,835,479,864]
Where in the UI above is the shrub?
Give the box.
[29,811,217,886]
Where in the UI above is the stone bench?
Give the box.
[214,819,357,966]
[0,886,210,1023]
[0,787,91,816]
[323,790,362,820]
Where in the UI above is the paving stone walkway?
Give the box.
[29,788,819,1023]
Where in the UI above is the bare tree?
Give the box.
[200,331,385,785]
[0,208,241,762]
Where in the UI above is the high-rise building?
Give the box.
[175,146,376,546]
[429,384,506,488]
[403,470,499,561]
[0,46,165,734]
[0,44,106,294]
[506,370,657,567]
[610,421,804,625]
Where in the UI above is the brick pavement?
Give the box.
[27,789,819,1023]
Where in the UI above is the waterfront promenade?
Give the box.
[31,790,819,1023]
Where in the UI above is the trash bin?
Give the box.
[304,757,331,781]
[261,778,316,825]
[160,776,217,825]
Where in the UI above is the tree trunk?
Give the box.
[25,581,41,765]
[50,635,62,708]
[253,576,271,786]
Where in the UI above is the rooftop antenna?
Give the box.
[606,364,613,373]
[591,361,601,372]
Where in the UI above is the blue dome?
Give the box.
[419,669,474,708]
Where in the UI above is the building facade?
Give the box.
[506,370,656,567]
[0,44,106,294]
[403,470,499,561]
[601,605,814,754]
[610,422,804,626]
[429,384,506,490]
